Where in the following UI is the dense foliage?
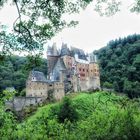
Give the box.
[1,91,140,139]
[0,0,132,57]
[0,55,47,95]
[56,96,78,123]
[95,34,140,98]
[0,0,93,55]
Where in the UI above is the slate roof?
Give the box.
[71,47,88,61]
[31,71,50,83]
[51,58,67,81]
[53,58,66,71]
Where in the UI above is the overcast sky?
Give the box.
[0,0,140,53]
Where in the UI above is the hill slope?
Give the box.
[10,92,140,140]
[95,34,140,98]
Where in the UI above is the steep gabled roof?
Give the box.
[50,58,66,81]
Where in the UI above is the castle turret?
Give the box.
[52,43,59,56]
[60,43,71,56]
[88,53,97,63]
[60,43,74,70]
[88,53,100,89]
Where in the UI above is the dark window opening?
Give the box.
[67,75,70,78]
[80,73,85,77]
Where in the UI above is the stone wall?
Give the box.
[88,77,100,90]
[75,76,100,92]
[26,81,48,97]
[26,79,65,101]
[5,97,46,111]
[89,63,100,77]
[72,75,78,92]
[53,82,65,101]
[77,63,89,80]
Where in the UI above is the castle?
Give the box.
[26,43,100,101]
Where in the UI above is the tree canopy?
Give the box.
[0,0,91,56]
[0,0,139,57]
[0,55,48,94]
[95,34,140,98]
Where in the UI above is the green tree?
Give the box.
[103,81,113,89]
[0,90,17,139]
[58,97,78,123]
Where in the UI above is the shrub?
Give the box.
[58,97,78,123]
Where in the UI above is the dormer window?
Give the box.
[32,77,36,81]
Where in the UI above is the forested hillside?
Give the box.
[0,56,47,95]
[95,34,140,98]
